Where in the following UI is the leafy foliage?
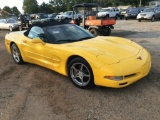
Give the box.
[22,0,152,14]
[23,0,39,14]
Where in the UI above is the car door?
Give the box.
[21,26,54,69]
[155,8,160,19]
[110,9,116,17]
[0,19,4,29]
[3,19,10,29]
[0,19,7,29]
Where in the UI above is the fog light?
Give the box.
[104,76,123,81]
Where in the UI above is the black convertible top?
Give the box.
[73,3,98,8]
[24,21,70,36]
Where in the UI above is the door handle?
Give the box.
[23,40,27,43]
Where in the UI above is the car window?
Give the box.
[28,26,47,42]
[7,19,17,23]
[0,20,3,23]
[0,19,6,23]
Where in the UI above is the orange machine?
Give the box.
[72,3,116,36]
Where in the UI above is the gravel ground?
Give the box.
[0,20,160,120]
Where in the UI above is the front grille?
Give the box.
[141,14,146,16]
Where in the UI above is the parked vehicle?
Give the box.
[0,18,18,31]
[137,7,160,22]
[125,8,140,20]
[5,21,151,89]
[97,7,117,18]
[56,11,75,22]
[119,8,127,19]
[71,3,116,36]
[18,14,31,31]
[48,13,60,20]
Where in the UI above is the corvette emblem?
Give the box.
[137,56,142,60]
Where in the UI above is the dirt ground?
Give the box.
[0,20,160,120]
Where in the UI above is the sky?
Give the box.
[0,0,50,13]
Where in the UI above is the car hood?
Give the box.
[98,12,109,15]
[140,12,154,15]
[57,15,67,17]
[64,36,142,64]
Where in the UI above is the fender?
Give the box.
[88,26,99,30]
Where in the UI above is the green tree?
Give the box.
[39,2,52,13]
[2,6,12,18]
[12,6,21,16]
[3,6,12,14]
[23,0,39,14]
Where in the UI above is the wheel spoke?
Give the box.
[72,66,78,73]
[80,64,84,71]
[83,73,90,77]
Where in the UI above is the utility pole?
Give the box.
[140,0,142,7]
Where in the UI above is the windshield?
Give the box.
[39,14,48,19]
[128,8,139,12]
[7,18,17,23]
[143,8,154,12]
[44,24,94,44]
[121,9,127,12]
[63,12,72,15]
[101,9,110,12]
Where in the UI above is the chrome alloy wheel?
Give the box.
[11,44,20,63]
[70,63,91,87]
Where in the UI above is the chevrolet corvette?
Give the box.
[5,22,151,89]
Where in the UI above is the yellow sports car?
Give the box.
[5,22,151,89]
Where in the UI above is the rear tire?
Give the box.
[102,27,111,36]
[11,43,24,64]
[64,18,69,22]
[151,16,155,22]
[89,28,99,36]
[138,19,141,22]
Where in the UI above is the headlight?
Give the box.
[104,76,123,81]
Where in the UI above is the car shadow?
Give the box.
[111,30,160,39]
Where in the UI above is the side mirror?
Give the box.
[32,38,45,45]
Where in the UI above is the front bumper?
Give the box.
[93,49,151,88]
[137,16,152,20]
[125,14,137,19]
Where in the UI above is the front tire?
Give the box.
[138,19,141,22]
[151,16,155,22]
[102,27,111,36]
[11,43,24,64]
[90,28,99,36]
[9,26,13,32]
[19,25,23,31]
[68,57,94,89]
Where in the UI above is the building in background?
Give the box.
[149,0,160,7]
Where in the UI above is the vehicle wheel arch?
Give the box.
[67,55,86,70]
[88,26,99,31]
[10,42,16,50]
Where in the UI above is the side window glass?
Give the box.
[28,26,44,39]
